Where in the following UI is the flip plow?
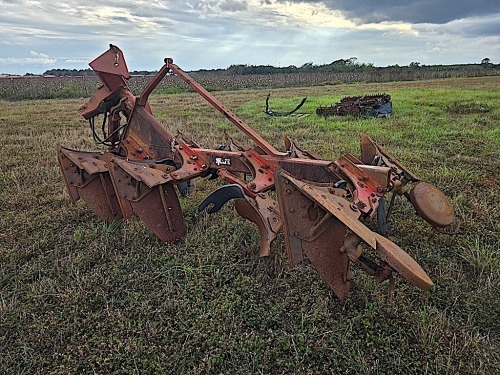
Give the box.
[58,45,455,300]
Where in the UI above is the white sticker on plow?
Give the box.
[215,157,231,166]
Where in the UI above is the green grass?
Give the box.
[1,77,499,374]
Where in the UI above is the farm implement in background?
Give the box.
[317,93,393,118]
[58,45,455,301]
[264,93,309,118]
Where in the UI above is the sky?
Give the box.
[1,0,499,75]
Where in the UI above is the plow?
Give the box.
[58,45,455,301]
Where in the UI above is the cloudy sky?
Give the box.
[1,0,499,74]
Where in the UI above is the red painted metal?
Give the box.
[165,60,288,158]
[56,44,455,300]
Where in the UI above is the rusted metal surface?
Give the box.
[275,169,351,300]
[317,93,392,118]
[283,136,318,159]
[277,170,434,294]
[57,45,456,300]
[374,233,433,291]
[131,183,186,243]
[409,182,455,227]
[58,147,124,221]
[360,132,418,182]
[234,194,281,257]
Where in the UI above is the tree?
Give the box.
[330,59,347,66]
[347,57,359,66]
[481,57,490,64]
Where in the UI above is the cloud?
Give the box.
[280,0,500,25]
[187,0,248,14]
[417,13,500,38]
[0,51,57,65]
[0,0,498,74]
[65,59,88,64]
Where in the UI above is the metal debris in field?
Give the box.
[316,93,392,118]
[264,93,309,118]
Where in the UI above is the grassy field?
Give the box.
[1,76,499,374]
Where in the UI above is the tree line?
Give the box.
[38,57,498,77]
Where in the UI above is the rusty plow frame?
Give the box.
[57,45,455,301]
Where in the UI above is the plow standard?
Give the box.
[58,45,454,300]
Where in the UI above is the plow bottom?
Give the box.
[129,183,186,243]
[58,147,186,243]
[275,168,433,300]
[58,147,124,221]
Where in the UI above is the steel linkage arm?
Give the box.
[164,59,288,158]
